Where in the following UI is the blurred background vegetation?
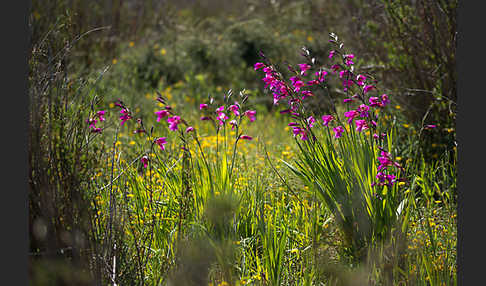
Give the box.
[29,0,457,284]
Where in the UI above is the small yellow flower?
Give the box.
[403,124,410,128]
[307,35,314,42]
[112,58,118,65]
[395,105,401,109]
[129,41,134,47]
[160,48,167,55]
[129,141,136,145]
[109,102,115,108]
[396,156,402,161]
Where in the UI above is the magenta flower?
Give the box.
[344,54,355,66]
[229,104,240,116]
[91,127,102,133]
[343,98,353,103]
[331,64,341,73]
[329,50,336,59]
[344,110,359,124]
[321,115,334,126]
[307,80,319,86]
[425,124,436,129]
[167,116,181,131]
[87,118,98,128]
[141,155,149,168]
[298,63,311,76]
[200,116,211,121]
[316,70,328,82]
[155,137,167,150]
[333,126,345,138]
[254,62,265,70]
[155,110,170,122]
[381,94,390,106]
[355,119,368,132]
[288,122,299,127]
[363,85,375,94]
[240,135,253,140]
[301,90,314,100]
[244,110,256,122]
[199,103,208,110]
[217,112,228,125]
[119,109,132,125]
[289,77,305,92]
[356,74,366,86]
[185,126,194,133]
[307,116,316,128]
[216,106,225,113]
[96,110,106,122]
[358,104,370,118]
[263,66,273,73]
[369,96,381,107]
[377,151,393,171]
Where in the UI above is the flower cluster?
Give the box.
[114,99,133,126]
[254,33,403,187]
[198,96,256,140]
[86,110,106,133]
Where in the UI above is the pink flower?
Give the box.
[298,63,311,76]
[329,50,336,59]
[155,137,167,150]
[87,118,98,128]
[216,106,225,113]
[377,151,393,171]
[119,109,132,125]
[355,119,368,132]
[229,104,240,116]
[356,74,366,86]
[316,70,328,82]
[333,126,345,138]
[344,54,355,66]
[288,122,299,127]
[244,110,256,122]
[96,110,106,122]
[380,94,390,106]
[240,135,253,140]
[307,116,316,128]
[200,116,211,121]
[321,115,334,126]
[369,96,381,107]
[155,110,170,122]
[254,62,265,70]
[343,98,353,103]
[363,85,375,94]
[167,116,181,131]
[358,104,370,118]
[217,112,228,125]
[199,103,208,110]
[301,90,314,100]
[344,110,359,124]
[425,124,436,129]
[331,64,341,73]
[185,126,194,133]
[141,155,149,168]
